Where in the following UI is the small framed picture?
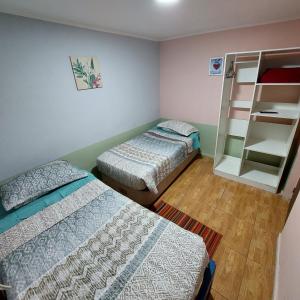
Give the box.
[209,57,224,76]
[70,56,103,90]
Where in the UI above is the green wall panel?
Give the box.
[0,117,284,185]
[61,119,160,172]
[62,118,220,172]
[2,118,248,183]
[159,118,218,157]
[0,118,219,185]
[224,136,244,158]
[189,122,218,157]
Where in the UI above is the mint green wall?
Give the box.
[222,131,281,166]
[0,117,279,185]
[188,122,217,157]
[61,119,160,172]
[62,119,219,172]
[224,137,244,158]
[159,118,218,157]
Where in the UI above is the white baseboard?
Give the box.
[273,233,282,300]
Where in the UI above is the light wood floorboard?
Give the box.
[158,157,288,300]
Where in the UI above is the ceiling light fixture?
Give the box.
[155,0,180,5]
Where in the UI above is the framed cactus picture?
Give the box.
[70,56,103,90]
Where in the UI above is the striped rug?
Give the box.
[152,199,222,258]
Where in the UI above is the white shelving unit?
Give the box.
[214,47,300,193]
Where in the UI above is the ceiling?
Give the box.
[0,0,300,41]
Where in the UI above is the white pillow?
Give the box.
[157,120,198,137]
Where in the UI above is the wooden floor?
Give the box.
[158,156,289,300]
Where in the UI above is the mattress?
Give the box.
[0,176,209,300]
[97,127,200,193]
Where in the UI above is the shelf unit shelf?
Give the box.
[245,121,293,157]
[256,83,300,86]
[251,101,300,119]
[214,47,300,193]
[235,60,258,65]
[251,110,299,119]
[240,161,280,188]
[244,138,289,157]
[215,155,241,176]
[231,100,252,109]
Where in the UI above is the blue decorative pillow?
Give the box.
[0,160,88,211]
[157,120,198,137]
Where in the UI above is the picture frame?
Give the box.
[209,57,224,76]
[70,56,103,90]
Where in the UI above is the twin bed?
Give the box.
[0,120,215,300]
[95,121,201,206]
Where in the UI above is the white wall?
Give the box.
[0,13,160,181]
[275,192,300,300]
[283,147,300,200]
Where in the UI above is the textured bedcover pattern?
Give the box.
[0,179,208,300]
[0,174,95,234]
[96,128,197,193]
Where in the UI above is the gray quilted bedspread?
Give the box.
[96,129,195,193]
[0,179,208,300]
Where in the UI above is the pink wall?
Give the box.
[160,19,300,125]
[160,19,300,199]
[275,191,300,299]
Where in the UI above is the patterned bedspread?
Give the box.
[97,128,197,193]
[0,179,208,300]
